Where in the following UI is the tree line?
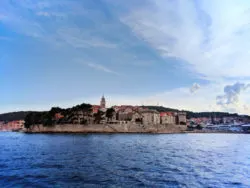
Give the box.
[24,103,92,128]
[144,106,249,119]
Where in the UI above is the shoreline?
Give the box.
[20,124,249,134]
[20,131,249,134]
[22,131,248,134]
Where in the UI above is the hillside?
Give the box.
[143,106,250,119]
[0,111,37,122]
[1,105,250,123]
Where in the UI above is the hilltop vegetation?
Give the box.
[1,105,249,126]
[24,103,92,128]
[0,111,34,122]
[143,106,250,119]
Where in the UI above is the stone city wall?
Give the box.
[24,123,187,134]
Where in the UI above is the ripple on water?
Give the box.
[0,164,8,168]
[0,133,250,187]
[31,163,65,169]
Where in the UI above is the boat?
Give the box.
[241,124,250,133]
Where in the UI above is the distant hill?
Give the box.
[141,106,179,112]
[1,105,250,122]
[0,111,36,122]
[142,106,250,119]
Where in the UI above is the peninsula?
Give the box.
[1,96,250,133]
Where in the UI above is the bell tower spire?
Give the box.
[100,95,106,108]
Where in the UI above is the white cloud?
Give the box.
[243,105,248,111]
[57,27,117,49]
[108,82,250,115]
[0,1,120,48]
[1,0,250,115]
[106,0,250,114]
[87,62,119,75]
[3,0,250,78]
[118,0,250,79]
[36,11,69,18]
[36,11,50,17]
[0,87,214,114]
[190,83,201,93]
[216,82,250,106]
[2,82,250,115]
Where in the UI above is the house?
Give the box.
[92,105,100,114]
[72,111,93,125]
[160,112,176,125]
[55,113,64,120]
[117,111,132,121]
[113,106,144,124]
[116,106,134,121]
[0,121,4,130]
[177,112,187,125]
[131,111,143,124]
[141,110,160,125]
[1,120,25,131]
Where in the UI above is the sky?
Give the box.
[1,0,250,115]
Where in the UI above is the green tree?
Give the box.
[24,112,46,128]
[94,110,105,124]
[106,108,115,121]
[24,112,35,129]
[80,119,87,125]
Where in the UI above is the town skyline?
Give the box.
[1,93,250,116]
[1,0,250,115]
[2,95,249,133]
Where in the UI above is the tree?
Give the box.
[49,107,62,115]
[42,113,54,126]
[106,108,115,121]
[24,112,35,129]
[196,124,203,130]
[94,110,105,124]
[80,119,88,125]
[24,112,46,128]
[0,111,32,122]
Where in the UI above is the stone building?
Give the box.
[91,95,106,115]
[116,106,133,121]
[92,105,100,114]
[141,110,160,125]
[177,112,187,125]
[0,120,25,131]
[117,112,132,121]
[131,111,143,124]
[160,112,176,125]
[72,111,94,125]
[0,121,4,131]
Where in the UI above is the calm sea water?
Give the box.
[0,132,250,188]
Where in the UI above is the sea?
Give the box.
[0,132,250,188]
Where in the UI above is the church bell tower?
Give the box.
[100,95,106,108]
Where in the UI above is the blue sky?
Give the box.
[1,0,250,114]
